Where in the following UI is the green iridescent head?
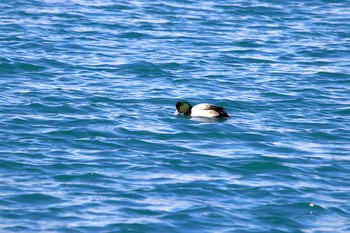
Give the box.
[175,101,192,114]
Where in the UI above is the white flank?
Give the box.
[191,104,219,118]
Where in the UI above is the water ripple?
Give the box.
[1,0,350,232]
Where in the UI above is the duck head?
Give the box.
[174,101,192,115]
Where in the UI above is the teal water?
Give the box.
[1,0,350,232]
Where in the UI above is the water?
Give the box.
[1,0,350,232]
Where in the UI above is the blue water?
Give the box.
[1,0,350,232]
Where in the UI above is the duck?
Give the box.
[174,101,229,118]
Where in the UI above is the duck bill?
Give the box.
[174,110,179,115]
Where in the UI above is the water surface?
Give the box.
[1,0,350,232]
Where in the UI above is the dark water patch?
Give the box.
[316,71,350,80]
[334,108,350,115]
[238,160,291,174]
[7,193,63,206]
[224,56,276,64]
[119,32,153,39]
[53,172,110,183]
[115,61,172,77]
[234,40,270,48]
[3,226,33,233]
[0,62,46,72]
[0,159,42,172]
